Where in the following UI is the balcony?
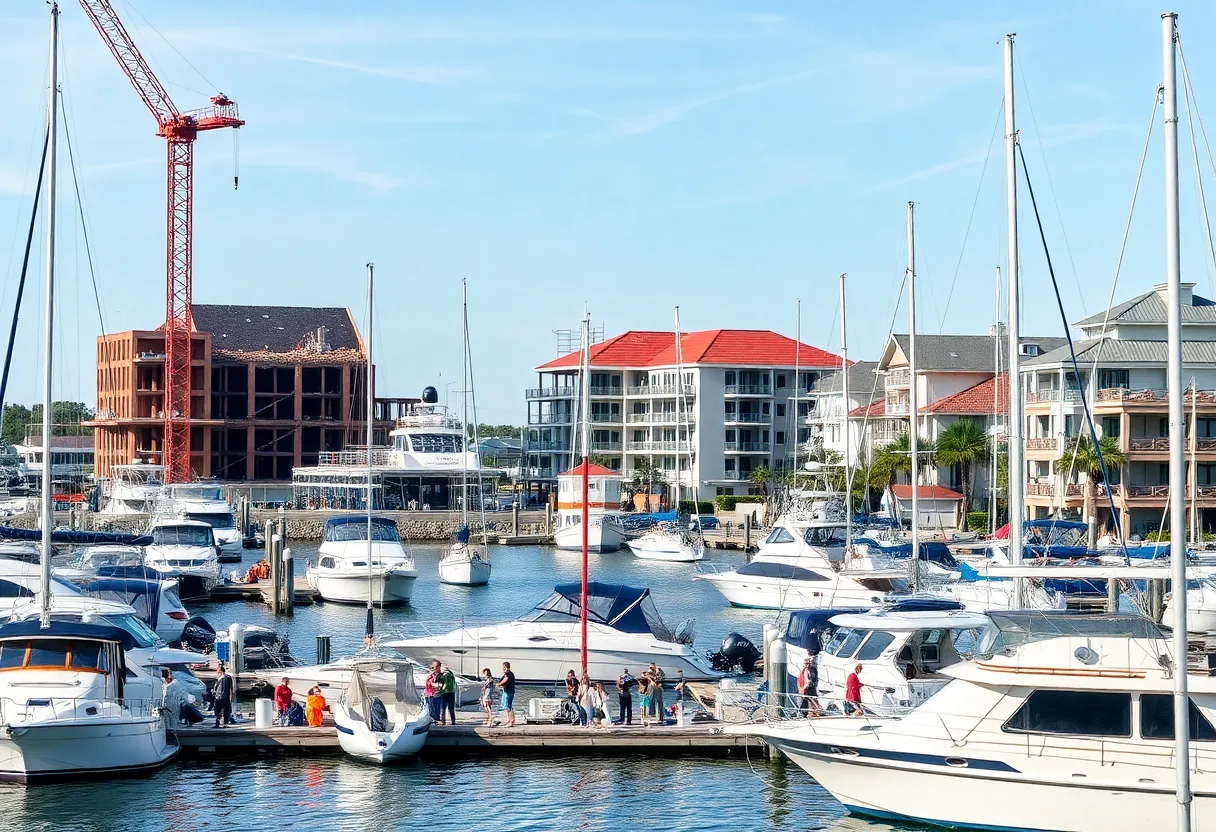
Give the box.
[884,400,909,416]
[626,384,696,397]
[525,441,570,452]
[886,368,910,387]
[1025,437,1060,451]
[522,466,555,479]
[1025,482,1083,498]
[724,384,772,396]
[318,449,395,466]
[589,440,623,452]
[721,470,754,481]
[625,440,679,452]
[590,413,622,424]
[724,412,772,425]
[724,441,771,453]
[528,413,572,425]
[1025,389,1058,403]
[589,385,623,397]
[526,387,576,399]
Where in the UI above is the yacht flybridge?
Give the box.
[98,462,164,515]
[383,582,722,683]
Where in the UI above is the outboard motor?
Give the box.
[709,632,761,674]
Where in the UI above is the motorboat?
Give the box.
[66,574,190,642]
[54,544,146,579]
[729,612,1216,831]
[553,462,625,553]
[625,524,705,563]
[143,518,220,600]
[695,558,906,611]
[98,462,163,515]
[157,483,242,563]
[1165,577,1216,634]
[251,657,481,707]
[306,516,417,605]
[332,658,431,763]
[439,531,492,586]
[384,582,723,683]
[0,619,177,782]
[812,601,987,714]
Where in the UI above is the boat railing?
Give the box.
[0,695,164,724]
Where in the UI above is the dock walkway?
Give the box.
[207,578,320,606]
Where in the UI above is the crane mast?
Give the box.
[78,0,243,482]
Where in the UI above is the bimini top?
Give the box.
[323,515,402,543]
[0,619,138,651]
[519,582,674,641]
[977,611,1165,657]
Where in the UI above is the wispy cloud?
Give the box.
[604,68,820,138]
[241,144,408,192]
[205,43,470,85]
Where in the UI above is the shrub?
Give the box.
[678,500,715,515]
[713,494,767,511]
[966,511,989,533]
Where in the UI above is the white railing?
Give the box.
[885,368,910,387]
[626,384,696,397]
[526,387,576,399]
[317,449,395,466]
[528,413,572,425]
[626,440,679,452]
[724,412,772,424]
[724,442,771,452]
[724,384,772,396]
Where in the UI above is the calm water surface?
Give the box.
[1,542,909,831]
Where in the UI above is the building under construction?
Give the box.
[87,304,402,481]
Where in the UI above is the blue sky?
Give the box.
[2,1,1216,424]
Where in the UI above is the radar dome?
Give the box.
[421,386,439,404]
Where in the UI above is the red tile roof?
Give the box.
[890,484,963,500]
[558,461,620,478]
[922,374,1006,415]
[849,400,886,418]
[537,330,843,370]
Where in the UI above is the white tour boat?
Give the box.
[306,516,417,605]
[253,657,481,707]
[384,582,721,683]
[332,658,432,763]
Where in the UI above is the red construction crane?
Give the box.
[79,0,243,483]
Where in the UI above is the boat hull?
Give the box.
[554,523,623,553]
[626,538,704,563]
[307,571,416,605]
[333,710,431,763]
[0,716,177,783]
[696,574,886,610]
[438,555,491,586]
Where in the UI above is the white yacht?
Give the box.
[144,518,220,600]
[0,619,177,782]
[696,558,905,610]
[98,462,164,516]
[306,516,417,605]
[440,531,492,586]
[332,658,432,763]
[625,523,705,563]
[54,544,146,580]
[731,612,1216,831]
[384,582,722,683]
[553,462,625,553]
[157,483,242,562]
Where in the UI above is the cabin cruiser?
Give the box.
[553,462,624,553]
[384,582,722,683]
[625,523,705,563]
[144,519,220,600]
[812,601,987,715]
[0,620,177,782]
[251,656,480,707]
[98,462,164,515]
[730,612,1216,831]
[306,516,417,605]
[68,575,190,643]
[55,544,146,579]
[696,559,906,610]
[157,483,242,562]
[1165,577,1216,634]
[332,658,432,763]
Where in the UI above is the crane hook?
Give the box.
[232,127,240,190]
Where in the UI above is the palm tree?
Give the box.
[1063,433,1126,529]
[629,458,666,512]
[870,431,936,489]
[936,420,991,516]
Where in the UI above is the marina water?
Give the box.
[0,542,890,830]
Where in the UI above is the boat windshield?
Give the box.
[518,582,675,641]
[97,613,159,648]
[803,525,847,547]
[976,612,1165,657]
[153,525,214,547]
[186,511,236,530]
[324,518,402,543]
[172,485,223,501]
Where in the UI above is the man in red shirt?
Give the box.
[845,664,864,717]
[274,678,294,726]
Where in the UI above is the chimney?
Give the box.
[1154,281,1194,307]
[316,325,329,352]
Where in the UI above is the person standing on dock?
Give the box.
[797,656,820,717]
[424,661,442,722]
[648,663,666,722]
[577,673,596,727]
[637,671,654,728]
[213,665,235,728]
[565,670,580,700]
[480,668,496,726]
[616,669,636,725]
[439,664,458,725]
[274,678,293,727]
[496,662,517,727]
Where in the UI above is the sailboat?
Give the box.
[627,308,705,562]
[439,280,491,586]
[0,4,177,781]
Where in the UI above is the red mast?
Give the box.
[78,1,243,482]
[579,314,590,678]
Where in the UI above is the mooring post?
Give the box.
[512,502,519,536]
[282,547,294,614]
[744,513,752,555]
[316,635,331,665]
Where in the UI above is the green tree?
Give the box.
[749,465,773,496]
[0,404,32,446]
[870,431,936,489]
[1,401,93,446]
[1064,433,1127,527]
[628,458,666,512]
[936,419,991,516]
[589,454,615,469]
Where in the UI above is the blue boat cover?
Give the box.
[0,619,138,650]
[521,582,674,640]
[0,526,151,546]
[453,525,470,544]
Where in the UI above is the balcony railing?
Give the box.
[526,387,576,399]
[1025,437,1060,451]
[724,412,772,424]
[525,441,569,452]
[626,384,696,397]
[590,413,622,423]
[521,466,554,479]
[724,384,773,396]
[885,401,909,416]
[1129,437,1169,451]
[318,449,395,466]
[1025,482,1084,498]
[1026,389,1058,403]
[589,385,623,397]
[625,440,679,452]
[886,369,911,387]
[528,413,572,425]
[724,441,771,453]
[589,441,623,452]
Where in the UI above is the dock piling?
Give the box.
[512,502,519,536]
[544,503,552,534]
[282,547,294,614]
[267,520,281,615]
[743,513,752,555]
[316,635,331,665]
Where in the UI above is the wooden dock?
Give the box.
[207,579,320,606]
[174,719,762,755]
[701,528,758,553]
[496,533,553,545]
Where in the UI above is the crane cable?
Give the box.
[59,99,107,335]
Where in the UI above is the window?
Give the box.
[1140,694,1216,741]
[27,640,72,669]
[765,527,795,544]
[152,525,215,546]
[835,628,868,659]
[0,580,32,599]
[776,403,786,418]
[1101,416,1120,439]
[70,641,103,670]
[1004,690,1131,737]
[409,433,464,453]
[776,374,787,389]
[1097,368,1130,390]
[804,526,847,546]
[0,642,24,669]
[854,631,897,661]
[775,432,786,445]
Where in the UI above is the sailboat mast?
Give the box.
[793,300,800,489]
[461,279,469,527]
[39,4,59,629]
[674,307,682,510]
[907,201,919,591]
[579,312,590,677]
[1004,33,1026,606]
[465,282,489,550]
[1162,13,1192,829]
[992,266,1001,536]
[364,262,375,638]
[840,274,852,554]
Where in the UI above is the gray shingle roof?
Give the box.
[192,305,361,354]
[891,334,1067,371]
[1073,287,1216,327]
[1023,338,1216,367]
[810,361,885,394]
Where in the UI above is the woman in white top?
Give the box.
[578,674,598,729]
